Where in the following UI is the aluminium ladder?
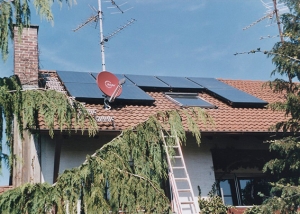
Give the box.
[162,133,198,214]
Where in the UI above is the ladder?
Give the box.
[162,133,198,214]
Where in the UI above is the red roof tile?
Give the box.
[0,186,13,194]
[38,71,287,133]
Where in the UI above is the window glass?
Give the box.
[219,180,234,205]
[165,93,215,108]
[238,178,270,205]
[217,177,270,206]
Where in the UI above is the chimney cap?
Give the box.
[13,24,39,31]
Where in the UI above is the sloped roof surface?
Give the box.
[39,71,287,133]
[0,186,13,194]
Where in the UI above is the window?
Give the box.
[217,175,270,206]
[212,148,272,206]
[165,93,215,108]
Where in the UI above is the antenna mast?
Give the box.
[98,0,106,71]
[73,0,135,72]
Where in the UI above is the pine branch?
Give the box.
[96,156,168,198]
[234,48,300,62]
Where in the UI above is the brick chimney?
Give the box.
[14,26,39,87]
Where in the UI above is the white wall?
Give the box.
[39,132,267,214]
[41,134,116,184]
[182,141,215,198]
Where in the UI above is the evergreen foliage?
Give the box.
[0,75,98,174]
[245,0,300,213]
[245,137,300,214]
[198,185,230,214]
[0,106,210,213]
[0,0,72,61]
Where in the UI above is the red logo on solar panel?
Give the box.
[97,71,122,97]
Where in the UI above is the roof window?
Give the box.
[165,93,216,108]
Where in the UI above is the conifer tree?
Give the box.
[0,74,209,212]
[245,1,300,213]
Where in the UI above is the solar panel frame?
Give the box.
[57,71,96,83]
[187,77,232,89]
[125,74,170,88]
[187,77,268,106]
[63,82,104,100]
[156,76,204,89]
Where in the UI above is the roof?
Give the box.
[0,186,13,194]
[38,70,287,133]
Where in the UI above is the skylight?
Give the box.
[165,93,216,108]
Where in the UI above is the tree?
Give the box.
[0,75,98,179]
[0,75,209,213]
[0,0,71,61]
[0,72,209,213]
[245,0,300,213]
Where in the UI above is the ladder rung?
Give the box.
[174,178,188,181]
[178,189,192,192]
[172,156,182,159]
[172,166,185,169]
[181,201,195,204]
[169,145,180,148]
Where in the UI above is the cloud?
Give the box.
[39,46,87,71]
[132,0,206,12]
[193,46,228,61]
[185,2,206,12]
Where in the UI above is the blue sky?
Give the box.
[1,0,283,79]
[0,0,285,185]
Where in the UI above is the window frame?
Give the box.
[164,92,216,108]
[216,173,270,206]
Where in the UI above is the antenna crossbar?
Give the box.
[102,18,136,43]
[110,0,125,13]
[73,14,99,32]
[73,0,135,71]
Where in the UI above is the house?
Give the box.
[9,26,288,213]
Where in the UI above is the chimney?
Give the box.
[14,26,39,88]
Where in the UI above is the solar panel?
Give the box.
[57,71,96,83]
[211,89,268,105]
[125,74,170,88]
[114,74,135,86]
[115,74,155,102]
[187,77,230,89]
[188,77,268,106]
[166,93,215,108]
[157,76,204,89]
[118,85,154,101]
[63,82,104,100]
[92,73,155,103]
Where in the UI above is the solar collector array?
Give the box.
[91,73,155,103]
[56,70,267,107]
[188,77,268,107]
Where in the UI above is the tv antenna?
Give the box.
[73,0,136,71]
[243,0,288,42]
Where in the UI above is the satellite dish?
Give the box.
[97,71,125,109]
[97,71,123,98]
